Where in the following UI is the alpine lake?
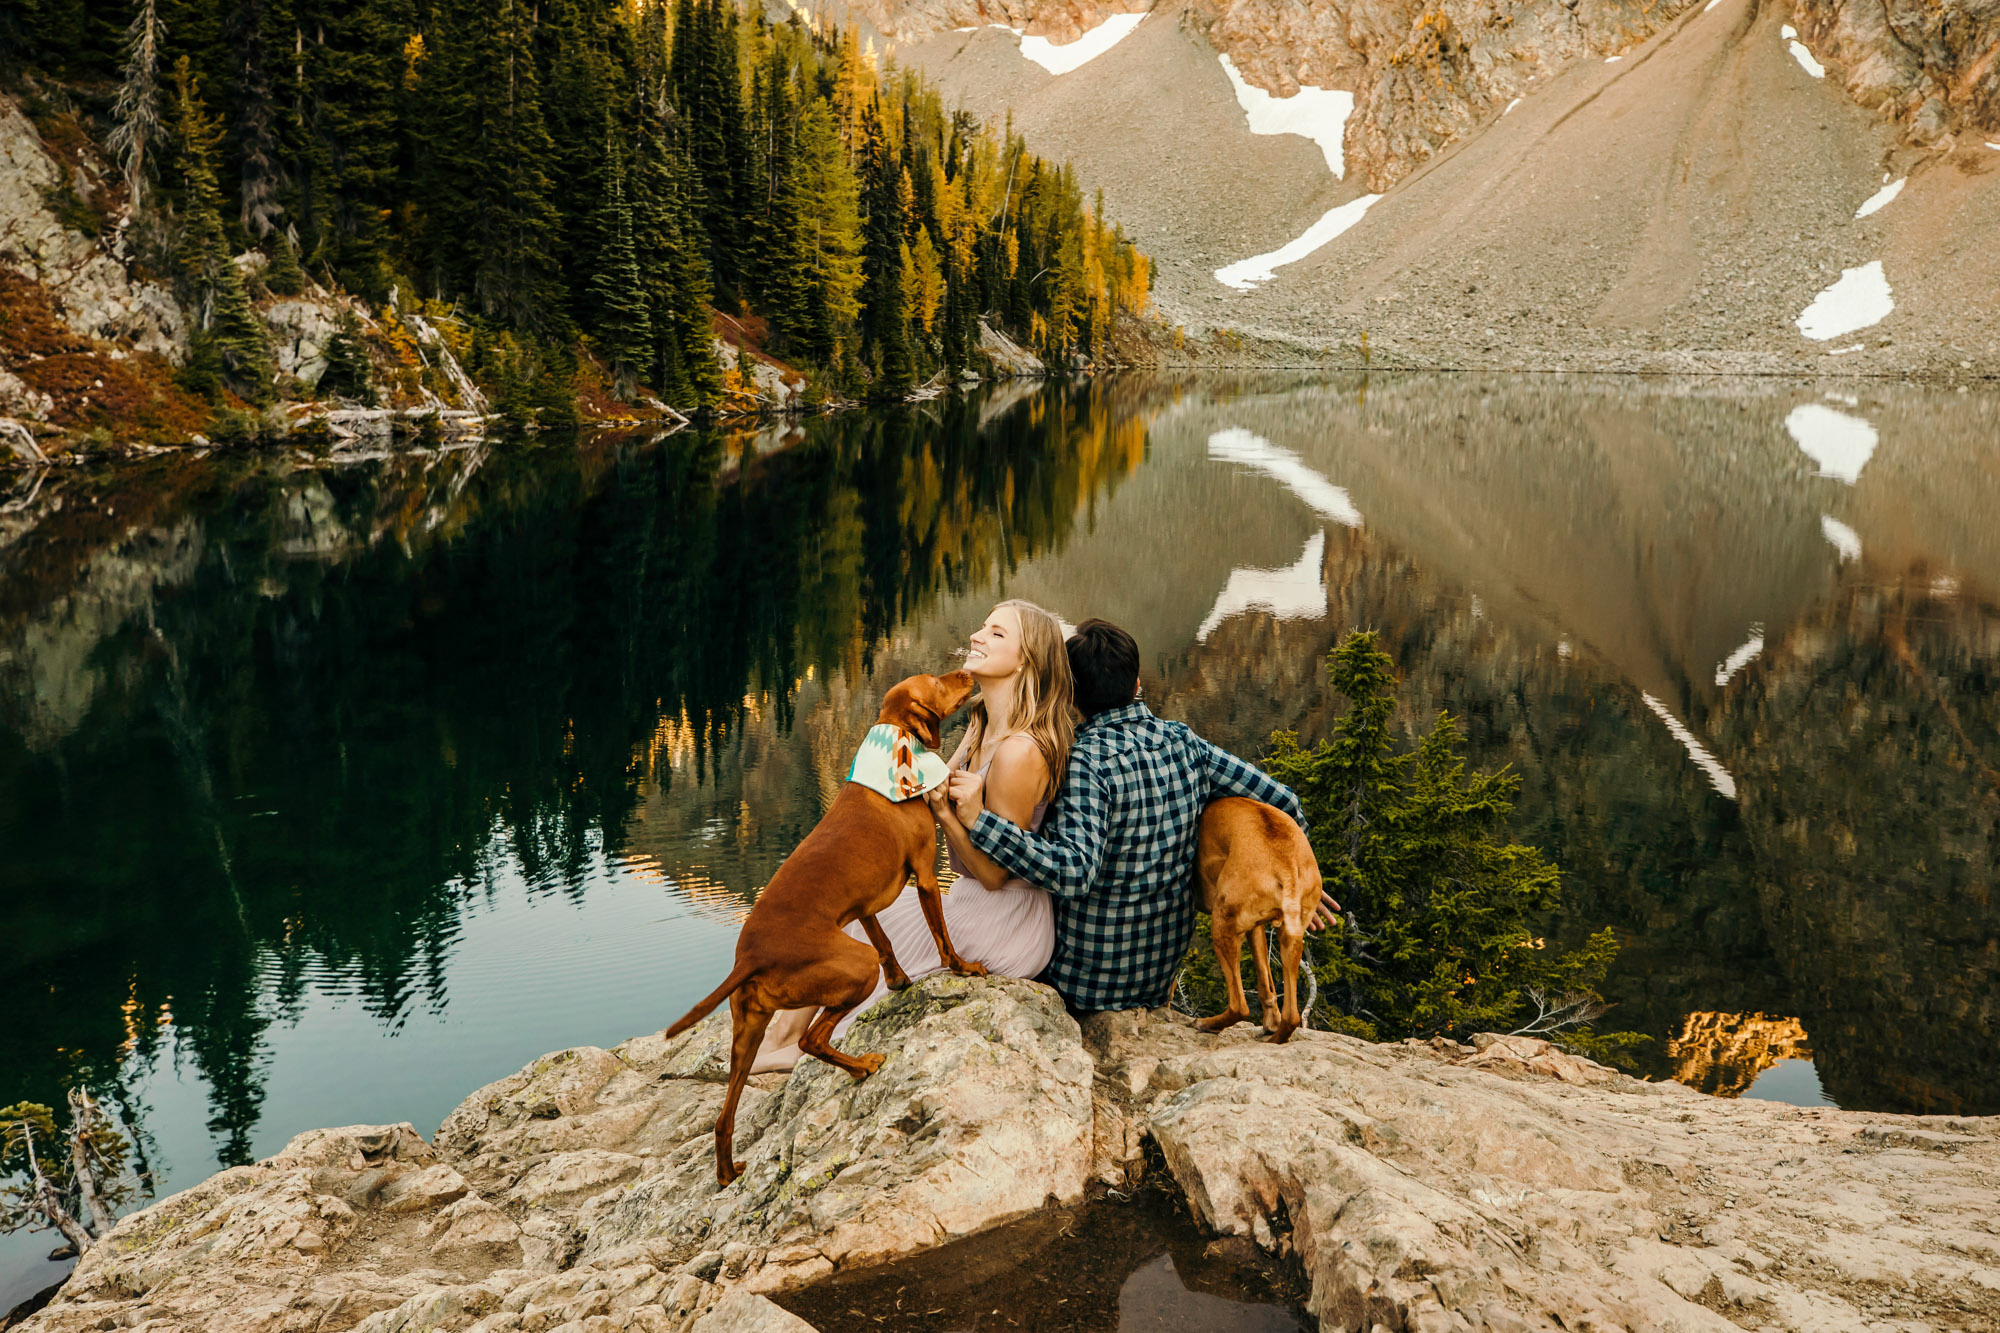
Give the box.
[4,374,1997,1323]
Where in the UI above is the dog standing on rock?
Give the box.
[1193,797,1329,1043]
[661,670,984,1186]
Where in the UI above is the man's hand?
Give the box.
[946,768,986,825]
[1308,887,1343,932]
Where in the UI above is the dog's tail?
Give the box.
[663,961,756,1039]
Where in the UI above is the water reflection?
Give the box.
[2,373,1997,1302]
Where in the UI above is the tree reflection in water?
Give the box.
[0,385,1147,1178]
[2,374,1996,1278]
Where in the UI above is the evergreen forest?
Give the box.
[2,0,1153,414]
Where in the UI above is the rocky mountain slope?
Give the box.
[831,0,2000,375]
[16,977,2000,1333]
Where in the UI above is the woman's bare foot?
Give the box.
[750,1042,802,1074]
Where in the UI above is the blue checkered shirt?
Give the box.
[966,701,1305,1012]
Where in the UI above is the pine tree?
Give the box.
[422,0,565,329]
[106,0,166,220]
[264,227,307,295]
[682,0,752,295]
[540,0,627,325]
[631,59,720,411]
[789,97,863,365]
[1242,630,1642,1060]
[228,0,285,237]
[290,0,405,295]
[318,308,373,400]
[858,100,910,396]
[166,57,273,402]
[587,136,653,401]
[906,226,943,337]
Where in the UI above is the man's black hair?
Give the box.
[1066,619,1140,717]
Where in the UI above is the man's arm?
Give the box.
[1197,736,1307,832]
[962,757,1112,900]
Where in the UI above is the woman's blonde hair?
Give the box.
[961,599,1078,793]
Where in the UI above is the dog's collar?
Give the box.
[846,723,950,802]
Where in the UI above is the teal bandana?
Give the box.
[846,723,950,802]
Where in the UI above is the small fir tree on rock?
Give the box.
[1179,630,1648,1067]
[165,57,273,403]
[263,229,307,297]
[318,309,374,402]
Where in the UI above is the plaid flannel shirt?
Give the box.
[966,701,1306,1012]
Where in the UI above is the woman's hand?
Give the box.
[924,786,957,825]
[946,768,987,825]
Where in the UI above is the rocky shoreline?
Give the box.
[14,975,1998,1332]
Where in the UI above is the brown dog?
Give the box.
[1193,797,1323,1043]
[661,670,984,1185]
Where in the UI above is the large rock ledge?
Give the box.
[18,976,1998,1332]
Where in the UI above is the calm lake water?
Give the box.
[3,374,1997,1309]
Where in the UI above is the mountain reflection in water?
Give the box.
[1,375,1996,1305]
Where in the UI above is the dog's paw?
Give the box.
[853,1052,886,1078]
[886,973,914,991]
[951,959,989,978]
[1195,1012,1246,1033]
[717,1162,746,1187]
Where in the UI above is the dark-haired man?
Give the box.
[940,619,1321,1015]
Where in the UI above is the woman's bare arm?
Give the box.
[929,734,1049,891]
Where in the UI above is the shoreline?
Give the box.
[12,976,1999,1333]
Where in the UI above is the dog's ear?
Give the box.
[908,703,943,752]
[878,678,936,748]
[882,671,974,750]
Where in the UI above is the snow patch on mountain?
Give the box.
[1780,26,1827,77]
[1217,55,1355,178]
[1854,178,1903,217]
[1795,261,1892,340]
[1006,12,1148,74]
[1214,194,1381,290]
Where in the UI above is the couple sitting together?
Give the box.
[754,600,1327,1072]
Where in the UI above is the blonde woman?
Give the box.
[752,600,1074,1073]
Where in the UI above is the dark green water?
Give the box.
[3,375,1997,1310]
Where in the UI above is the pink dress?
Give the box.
[834,758,1054,1037]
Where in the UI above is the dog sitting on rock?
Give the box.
[661,670,983,1185]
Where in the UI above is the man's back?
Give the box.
[967,700,1304,1011]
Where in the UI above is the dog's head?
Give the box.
[878,670,975,751]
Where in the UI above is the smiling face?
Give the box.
[964,604,1026,682]
[878,670,976,750]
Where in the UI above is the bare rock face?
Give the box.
[20,976,2000,1333]
[0,98,184,360]
[845,0,1697,189]
[564,973,1094,1286]
[1085,1009,2000,1332]
[975,319,1048,376]
[1195,0,1699,191]
[266,299,344,387]
[1793,0,2000,142]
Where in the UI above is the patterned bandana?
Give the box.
[845,723,951,802]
